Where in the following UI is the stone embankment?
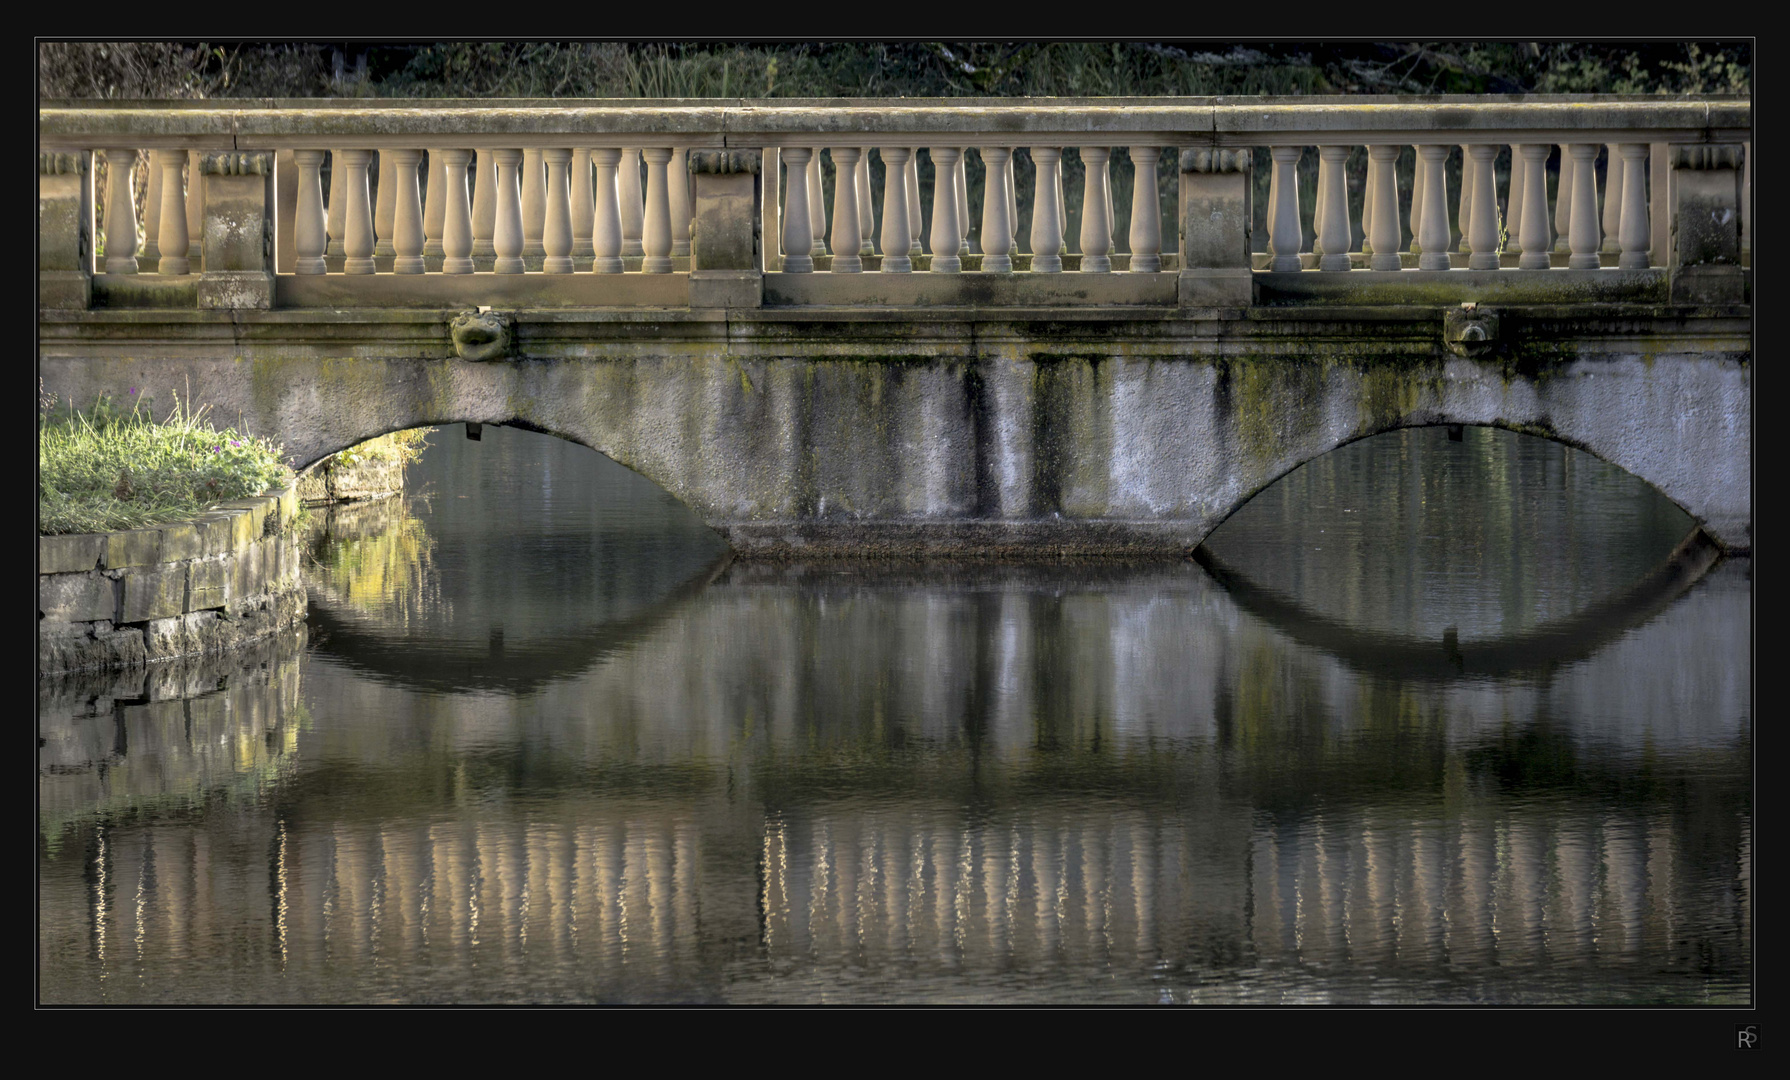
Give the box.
[38,484,306,674]
[296,455,405,503]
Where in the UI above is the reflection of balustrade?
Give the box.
[52,790,1744,998]
[38,98,1750,311]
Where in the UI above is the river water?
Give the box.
[38,423,1751,1004]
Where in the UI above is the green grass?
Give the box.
[39,390,292,535]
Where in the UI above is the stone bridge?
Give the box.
[37,97,1752,555]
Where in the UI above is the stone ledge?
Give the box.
[38,484,303,675]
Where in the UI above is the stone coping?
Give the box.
[40,98,1749,148]
[39,483,298,575]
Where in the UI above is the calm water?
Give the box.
[38,424,1751,1004]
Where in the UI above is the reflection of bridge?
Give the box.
[38,97,1750,554]
[43,787,1749,1002]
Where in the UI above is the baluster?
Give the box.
[619,148,645,258]
[855,149,875,256]
[1005,153,1019,258]
[439,148,475,275]
[1601,143,1624,255]
[154,149,189,275]
[388,148,424,274]
[641,148,674,274]
[294,149,328,275]
[878,148,913,272]
[779,147,815,273]
[1312,150,1327,257]
[1079,146,1112,272]
[144,149,162,264]
[1103,154,1115,255]
[1268,146,1303,271]
[571,147,595,266]
[830,147,864,273]
[590,148,624,274]
[492,148,525,275]
[929,147,963,273]
[1457,144,1474,256]
[1318,145,1352,271]
[956,149,972,254]
[326,150,346,261]
[981,147,1014,272]
[807,148,827,258]
[374,149,396,265]
[905,149,923,256]
[1467,144,1499,269]
[1030,148,1064,272]
[1127,145,1160,272]
[1408,147,1426,255]
[338,148,376,275]
[185,151,203,264]
[472,149,497,265]
[1567,143,1602,269]
[521,147,546,265]
[101,148,139,273]
[669,147,691,258]
[1505,144,1526,256]
[1416,145,1451,271]
[1518,144,1552,269]
[1617,143,1650,270]
[1361,148,1376,257]
[1368,145,1402,271]
[1055,162,1068,256]
[424,149,446,266]
[542,148,574,274]
[1553,143,1574,255]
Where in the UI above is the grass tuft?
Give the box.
[39,390,293,535]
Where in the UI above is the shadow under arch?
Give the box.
[1193,526,1722,682]
[1194,419,1721,553]
[296,415,729,550]
[299,418,735,694]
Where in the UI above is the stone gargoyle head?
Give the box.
[450,308,513,362]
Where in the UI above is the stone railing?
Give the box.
[38,96,1750,312]
[38,485,305,674]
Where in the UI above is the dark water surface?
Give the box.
[38,424,1751,1004]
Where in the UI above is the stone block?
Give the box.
[142,614,197,660]
[39,572,119,623]
[1178,269,1253,307]
[199,270,274,310]
[193,513,238,557]
[39,533,104,574]
[39,271,92,311]
[216,499,271,541]
[119,565,187,623]
[230,541,266,600]
[105,528,162,568]
[690,162,759,273]
[691,271,763,309]
[158,521,202,562]
[187,558,228,611]
[275,484,299,527]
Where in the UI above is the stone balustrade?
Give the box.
[38,97,1749,311]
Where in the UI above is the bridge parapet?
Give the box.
[39,96,1749,313]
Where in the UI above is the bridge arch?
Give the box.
[1193,417,1713,553]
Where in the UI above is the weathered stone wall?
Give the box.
[296,454,405,503]
[37,306,1751,556]
[38,484,306,675]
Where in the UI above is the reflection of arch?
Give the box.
[1198,420,1713,550]
[305,548,732,694]
[1193,526,1721,682]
